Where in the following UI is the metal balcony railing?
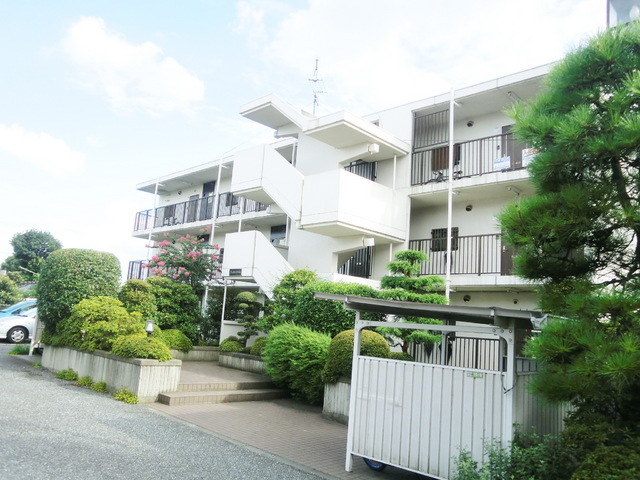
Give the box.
[133,193,268,232]
[408,233,515,276]
[127,259,224,281]
[411,132,531,185]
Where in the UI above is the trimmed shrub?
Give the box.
[290,282,384,337]
[37,249,120,333]
[160,328,193,353]
[249,337,268,356]
[263,323,331,404]
[118,279,157,320]
[572,444,640,479]
[321,329,390,384]
[55,368,78,381]
[52,296,145,352]
[113,388,138,404]
[388,351,415,362]
[219,338,243,353]
[111,334,172,361]
[91,381,107,393]
[145,277,202,341]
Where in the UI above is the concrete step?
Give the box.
[158,388,289,406]
[177,380,275,392]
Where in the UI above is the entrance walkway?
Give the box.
[149,362,421,480]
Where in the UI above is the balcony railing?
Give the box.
[408,233,514,276]
[411,132,532,185]
[133,193,268,232]
[127,259,224,281]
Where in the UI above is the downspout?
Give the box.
[146,177,160,261]
[202,160,225,319]
[445,89,455,301]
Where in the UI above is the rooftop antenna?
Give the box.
[308,58,326,115]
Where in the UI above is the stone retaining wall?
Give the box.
[42,346,181,403]
[169,346,219,362]
[218,352,266,374]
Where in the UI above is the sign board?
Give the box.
[228,268,242,276]
[522,148,538,167]
[493,155,511,171]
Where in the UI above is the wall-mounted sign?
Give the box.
[493,155,511,171]
[229,268,242,276]
[522,148,538,167]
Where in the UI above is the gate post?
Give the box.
[345,312,364,472]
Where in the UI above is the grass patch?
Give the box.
[7,344,30,355]
[76,376,93,387]
[113,388,138,404]
[55,368,78,381]
[91,381,107,393]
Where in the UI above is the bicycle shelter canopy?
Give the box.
[314,293,560,480]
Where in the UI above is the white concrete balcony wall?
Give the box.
[300,170,408,242]
[221,230,293,298]
[231,145,303,220]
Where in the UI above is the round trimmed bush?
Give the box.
[249,337,268,356]
[111,334,172,361]
[52,296,144,351]
[263,323,331,404]
[37,249,120,333]
[160,328,193,353]
[321,329,390,384]
[388,351,415,362]
[118,279,157,320]
[219,337,243,353]
[145,277,201,341]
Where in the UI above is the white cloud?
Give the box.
[62,16,205,116]
[0,124,84,176]
[237,0,605,114]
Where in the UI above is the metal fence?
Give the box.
[134,193,268,232]
[411,132,530,185]
[409,233,512,276]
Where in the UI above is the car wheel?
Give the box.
[363,458,387,471]
[7,327,28,343]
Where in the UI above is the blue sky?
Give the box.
[0,0,605,280]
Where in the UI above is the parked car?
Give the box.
[0,299,37,318]
[0,307,37,343]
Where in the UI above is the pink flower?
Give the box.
[158,240,171,247]
[141,264,149,268]
[173,274,179,278]
[185,234,191,239]
[192,241,198,245]
[178,267,186,271]
[205,226,212,232]
[157,261,166,266]
[151,255,160,261]
[184,272,190,276]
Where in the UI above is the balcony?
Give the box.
[408,233,514,277]
[411,132,533,186]
[133,192,269,233]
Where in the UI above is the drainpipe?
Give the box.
[445,89,455,301]
[202,160,225,319]
[146,177,161,261]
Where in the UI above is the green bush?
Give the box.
[572,443,640,479]
[76,376,93,387]
[250,337,268,356]
[290,282,384,337]
[145,277,202,341]
[258,270,319,331]
[7,344,29,356]
[91,381,107,393]
[219,337,243,353]
[263,323,331,404]
[388,351,415,362]
[55,368,78,381]
[321,329,390,384]
[52,296,145,351]
[113,388,138,404]
[37,249,120,333]
[0,276,24,305]
[111,334,172,361]
[160,328,193,353]
[118,279,157,320]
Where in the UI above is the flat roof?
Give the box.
[314,293,547,330]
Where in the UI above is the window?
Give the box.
[431,227,459,252]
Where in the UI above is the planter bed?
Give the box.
[42,345,181,403]
[169,346,219,362]
[218,352,266,374]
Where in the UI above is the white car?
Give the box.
[0,307,37,343]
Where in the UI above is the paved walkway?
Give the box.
[150,361,422,480]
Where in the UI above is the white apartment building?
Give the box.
[130,64,548,337]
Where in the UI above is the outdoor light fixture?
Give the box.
[367,143,380,155]
[607,0,640,27]
[145,319,154,338]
